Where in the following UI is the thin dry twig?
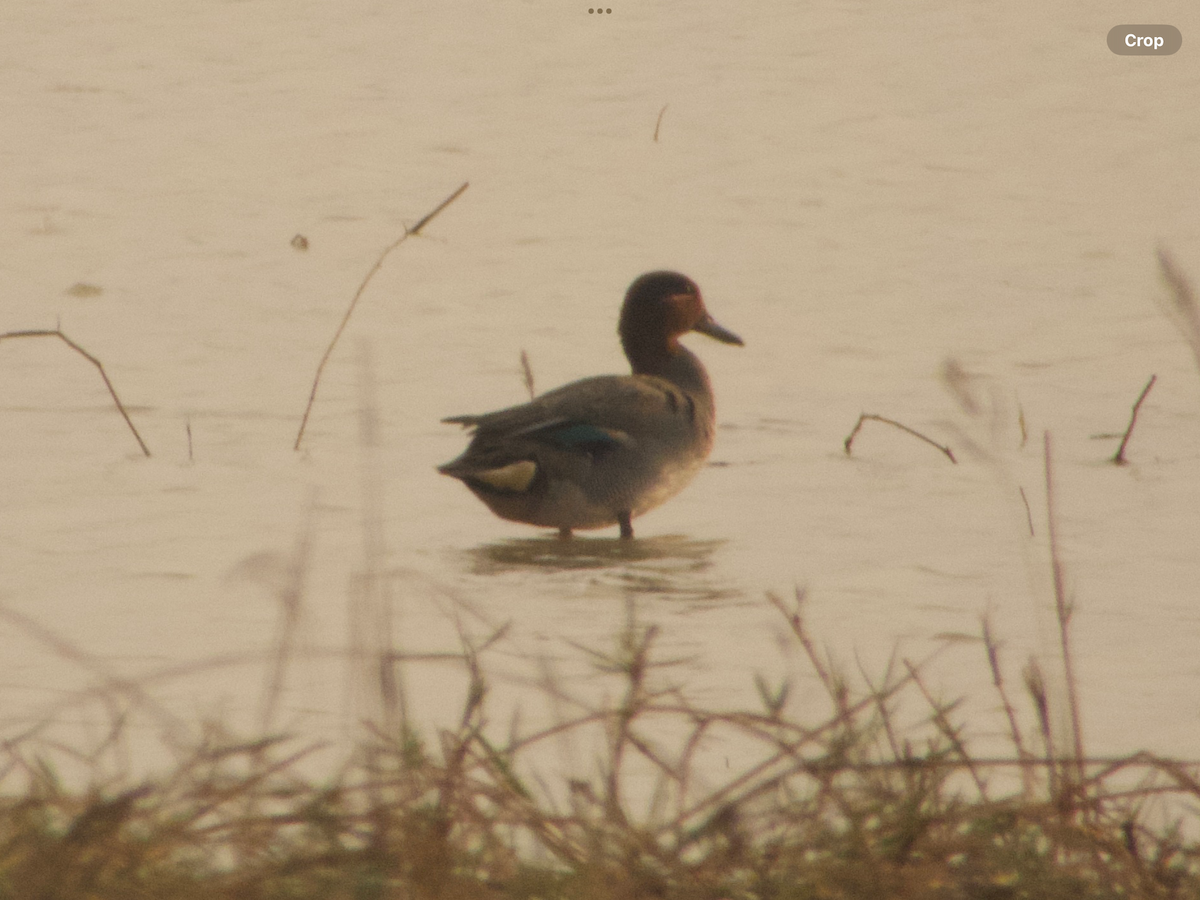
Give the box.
[905,658,988,796]
[1018,486,1035,537]
[768,589,835,700]
[843,412,956,463]
[854,648,904,760]
[664,644,952,836]
[294,181,469,450]
[1112,374,1156,465]
[0,327,151,457]
[653,104,668,142]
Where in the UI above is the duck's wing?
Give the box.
[438,378,638,492]
[439,374,711,529]
[441,375,692,450]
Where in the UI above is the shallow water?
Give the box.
[2,1,1200,777]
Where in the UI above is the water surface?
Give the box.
[2,0,1199,775]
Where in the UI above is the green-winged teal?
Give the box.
[439,271,742,538]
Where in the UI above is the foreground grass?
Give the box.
[1,591,1199,900]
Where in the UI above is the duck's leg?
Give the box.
[557,527,573,539]
[617,511,633,539]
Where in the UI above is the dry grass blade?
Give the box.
[519,349,536,400]
[1018,485,1035,537]
[257,516,312,735]
[768,588,836,698]
[0,602,189,744]
[0,328,151,456]
[0,679,1192,894]
[1157,246,1200,375]
[653,104,668,142]
[905,658,987,795]
[982,613,1035,796]
[1043,431,1086,795]
[4,587,1200,896]
[294,181,469,450]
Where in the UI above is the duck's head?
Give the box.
[618,271,742,373]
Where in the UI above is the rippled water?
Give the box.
[2,1,1199,774]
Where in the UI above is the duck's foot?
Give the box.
[618,511,633,539]
[557,527,573,539]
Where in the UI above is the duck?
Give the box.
[438,271,742,539]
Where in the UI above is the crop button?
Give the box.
[1107,25,1182,55]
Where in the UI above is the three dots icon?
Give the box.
[588,8,613,13]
